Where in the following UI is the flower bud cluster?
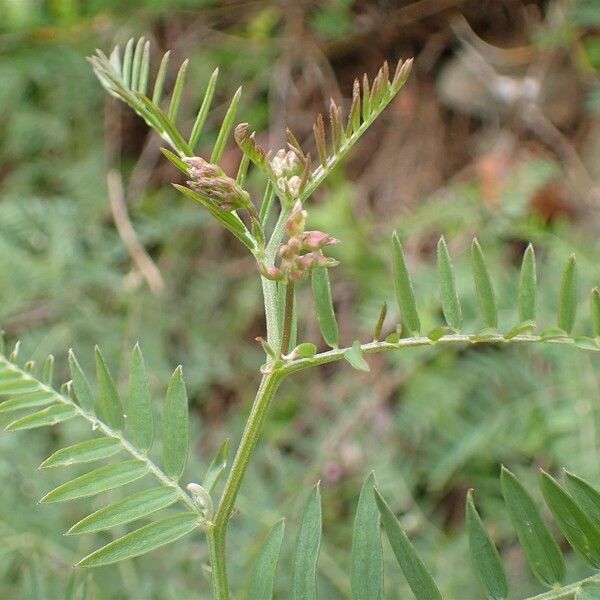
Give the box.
[271,149,302,198]
[183,156,252,212]
[259,201,339,283]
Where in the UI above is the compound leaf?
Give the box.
[77,512,199,567]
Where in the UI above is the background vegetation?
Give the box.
[1,0,600,597]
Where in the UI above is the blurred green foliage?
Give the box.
[1,1,600,598]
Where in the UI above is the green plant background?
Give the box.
[1,0,600,598]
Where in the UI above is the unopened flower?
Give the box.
[285,201,307,237]
[183,156,252,212]
[302,230,340,251]
[271,149,300,178]
[258,263,283,281]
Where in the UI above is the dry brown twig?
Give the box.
[107,169,165,295]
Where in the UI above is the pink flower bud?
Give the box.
[302,230,340,251]
[285,200,307,236]
[258,263,283,281]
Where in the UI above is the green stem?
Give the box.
[524,572,600,600]
[261,206,290,350]
[209,372,285,599]
[280,282,295,356]
[279,333,585,376]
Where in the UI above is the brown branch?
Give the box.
[106,169,165,295]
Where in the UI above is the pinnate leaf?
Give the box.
[68,350,95,411]
[392,232,420,334]
[374,488,442,600]
[77,512,199,567]
[6,404,76,431]
[127,344,153,453]
[40,438,121,469]
[518,244,537,323]
[344,341,370,372]
[41,460,148,503]
[540,470,600,569]
[203,438,230,493]
[163,366,189,480]
[437,236,461,331]
[0,390,56,413]
[249,519,285,600]
[351,472,383,600]
[293,484,322,600]
[67,487,178,535]
[558,254,577,334]
[466,490,508,600]
[311,267,339,348]
[565,471,600,529]
[500,467,564,587]
[95,347,124,430]
[471,239,498,329]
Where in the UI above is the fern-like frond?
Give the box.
[0,343,205,567]
[280,238,600,375]
[89,37,239,158]
[235,58,413,205]
[301,58,412,201]
[374,467,600,600]
[250,468,600,599]
[90,39,257,253]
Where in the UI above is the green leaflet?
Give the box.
[40,438,122,469]
[471,239,498,329]
[189,67,219,151]
[137,40,150,95]
[211,86,242,163]
[558,255,577,334]
[6,404,76,431]
[203,438,230,493]
[167,59,188,123]
[40,460,148,503]
[591,288,600,338]
[466,490,508,600]
[95,347,124,430]
[351,472,383,600]
[392,232,420,334]
[518,244,537,323]
[42,355,54,386]
[163,366,189,480]
[500,467,564,587]
[374,489,442,600]
[68,350,95,411]
[503,320,535,341]
[575,581,600,600]
[122,38,134,88]
[67,487,179,535]
[437,236,461,331]
[161,148,188,174]
[292,484,322,600]
[565,471,600,529]
[311,267,339,348]
[0,390,56,413]
[344,341,370,372]
[152,50,170,105]
[540,470,600,569]
[249,519,285,600]
[173,184,255,251]
[0,378,40,394]
[127,344,153,453]
[77,512,199,567]
[130,37,145,93]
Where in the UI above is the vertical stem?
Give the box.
[261,206,290,350]
[280,282,295,356]
[209,371,285,599]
